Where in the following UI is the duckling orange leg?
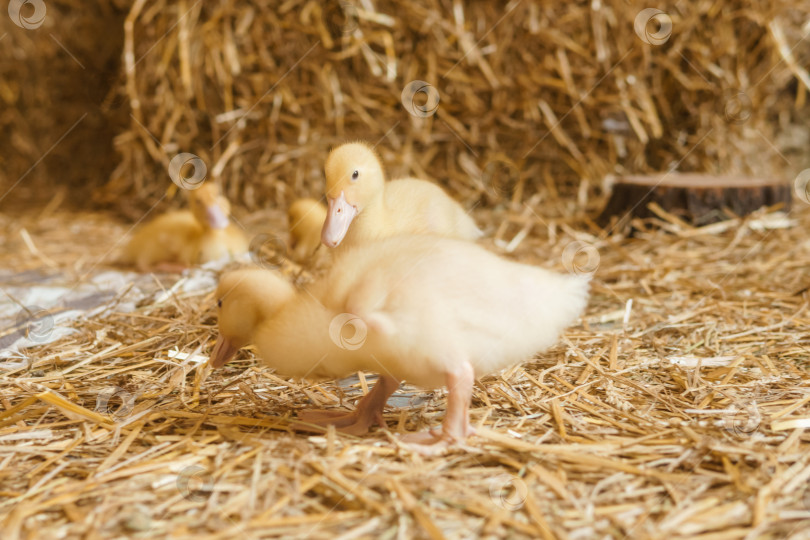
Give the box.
[296,375,400,436]
[401,360,475,455]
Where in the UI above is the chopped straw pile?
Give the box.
[1,202,810,538]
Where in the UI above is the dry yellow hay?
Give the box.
[0,1,130,207]
[1,200,809,538]
[98,0,810,218]
[3,0,810,538]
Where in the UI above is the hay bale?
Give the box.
[100,0,810,220]
[0,0,131,208]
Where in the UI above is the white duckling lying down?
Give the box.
[320,142,482,250]
[210,236,589,453]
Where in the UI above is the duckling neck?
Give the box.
[352,192,386,242]
[253,292,358,379]
[201,218,232,233]
[201,224,223,234]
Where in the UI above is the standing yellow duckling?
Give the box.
[120,183,248,272]
[320,142,482,249]
[287,198,327,264]
[210,236,589,454]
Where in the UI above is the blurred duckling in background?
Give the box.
[120,182,248,272]
[210,236,589,454]
[321,142,482,250]
[287,198,327,265]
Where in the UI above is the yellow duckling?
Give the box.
[320,142,482,250]
[120,183,248,272]
[287,198,327,264]
[210,236,590,454]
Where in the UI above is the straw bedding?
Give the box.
[3,0,810,538]
[1,202,809,538]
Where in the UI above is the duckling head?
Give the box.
[288,198,326,249]
[188,183,231,230]
[209,269,295,368]
[321,142,385,247]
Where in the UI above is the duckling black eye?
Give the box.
[351,170,359,180]
[217,299,222,308]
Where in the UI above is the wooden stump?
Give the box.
[597,173,792,227]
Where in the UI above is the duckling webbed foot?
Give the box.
[401,360,475,455]
[296,409,384,436]
[295,375,399,436]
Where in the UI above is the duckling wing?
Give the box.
[384,179,482,240]
[253,293,364,381]
[120,211,202,268]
